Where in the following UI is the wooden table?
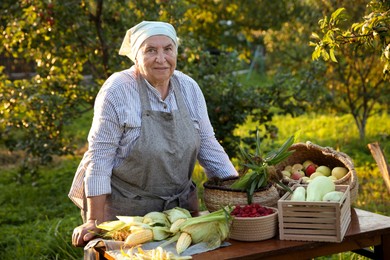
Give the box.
[96,208,390,260]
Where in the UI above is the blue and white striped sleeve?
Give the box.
[84,78,124,197]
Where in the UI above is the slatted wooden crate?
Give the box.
[278,184,351,242]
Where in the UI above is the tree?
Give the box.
[0,0,132,176]
[0,0,298,173]
[310,0,390,140]
[311,0,390,77]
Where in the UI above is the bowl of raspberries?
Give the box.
[229,203,278,241]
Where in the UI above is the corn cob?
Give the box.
[96,220,132,241]
[124,228,153,247]
[169,218,186,233]
[176,232,192,254]
[110,228,132,241]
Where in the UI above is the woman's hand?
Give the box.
[72,220,101,247]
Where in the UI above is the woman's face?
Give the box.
[135,35,177,86]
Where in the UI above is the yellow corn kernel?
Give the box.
[176,232,192,254]
[124,228,153,247]
[111,228,131,241]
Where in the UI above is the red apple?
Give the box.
[305,164,317,177]
[291,170,304,180]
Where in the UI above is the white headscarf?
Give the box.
[119,21,178,62]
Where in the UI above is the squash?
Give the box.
[322,191,344,202]
[291,186,306,201]
[306,176,335,201]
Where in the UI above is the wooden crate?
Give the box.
[278,184,351,242]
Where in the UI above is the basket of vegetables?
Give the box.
[275,141,358,203]
[203,132,295,212]
[229,203,278,241]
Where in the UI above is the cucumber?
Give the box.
[291,186,306,201]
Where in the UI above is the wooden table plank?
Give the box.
[191,208,390,260]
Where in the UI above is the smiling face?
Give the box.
[135,35,177,88]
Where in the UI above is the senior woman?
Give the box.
[69,21,238,247]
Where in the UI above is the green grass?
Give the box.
[0,111,389,259]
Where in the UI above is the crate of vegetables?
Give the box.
[277,177,351,243]
[229,204,278,241]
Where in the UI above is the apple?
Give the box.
[309,172,324,179]
[305,164,317,177]
[292,163,303,172]
[281,170,291,178]
[328,175,338,181]
[316,165,331,176]
[291,170,304,180]
[284,165,292,173]
[301,176,310,183]
[303,160,314,169]
[331,167,348,180]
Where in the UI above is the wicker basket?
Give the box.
[275,141,359,203]
[229,207,278,241]
[203,177,280,212]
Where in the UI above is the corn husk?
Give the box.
[143,211,170,227]
[152,226,172,241]
[177,207,232,249]
[97,220,132,241]
[164,207,192,224]
[170,218,186,233]
[117,216,145,224]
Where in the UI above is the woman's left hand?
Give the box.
[72,220,101,247]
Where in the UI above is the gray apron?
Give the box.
[104,73,200,219]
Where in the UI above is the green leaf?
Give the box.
[312,46,322,60]
[245,172,260,190]
[331,7,346,22]
[255,129,262,156]
[351,22,363,32]
[242,163,263,171]
[267,150,295,165]
[239,146,255,165]
[264,135,295,165]
[230,171,256,190]
[274,179,293,194]
[321,49,330,61]
[247,178,258,204]
[310,32,321,41]
[329,48,338,62]
[256,174,266,189]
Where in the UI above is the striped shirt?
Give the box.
[68,66,238,209]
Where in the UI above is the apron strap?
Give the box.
[136,72,152,111]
